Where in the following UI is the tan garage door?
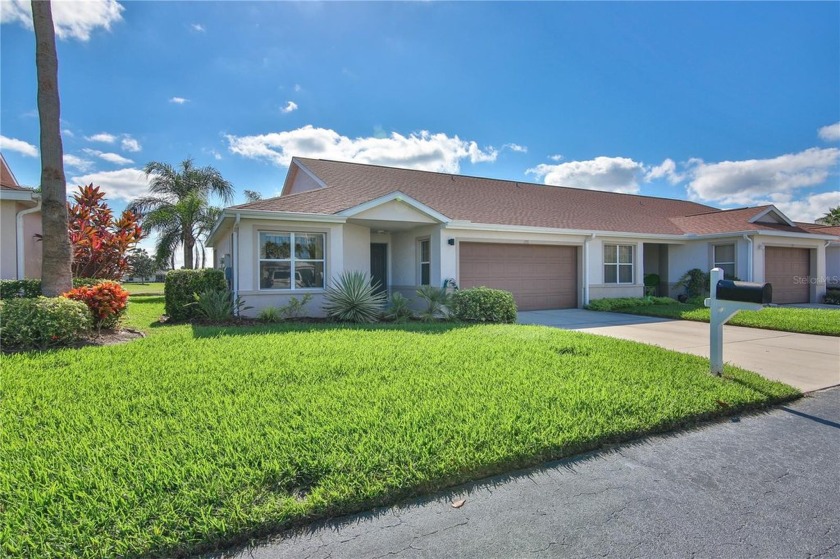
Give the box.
[459,243,578,310]
[765,247,810,304]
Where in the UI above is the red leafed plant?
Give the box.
[68,184,144,279]
[64,281,129,330]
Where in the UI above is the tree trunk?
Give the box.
[183,237,194,269]
[32,0,72,296]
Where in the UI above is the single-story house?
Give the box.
[0,153,42,280]
[207,157,840,316]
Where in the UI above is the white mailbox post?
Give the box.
[704,267,771,376]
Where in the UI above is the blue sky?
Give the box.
[2,0,839,245]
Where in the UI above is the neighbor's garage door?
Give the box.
[765,247,810,304]
[459,243,578,310]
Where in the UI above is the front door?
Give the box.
[370,243,388,294]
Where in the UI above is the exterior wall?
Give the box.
[22,210,42,279]
[0,201,18,279]
[342,223,370,275]
[586,237,645,301]
[826,246,840,288]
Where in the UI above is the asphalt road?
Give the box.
[215,388,840,559]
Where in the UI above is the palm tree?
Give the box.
[32,0,72,295]
[818,206,840,226]
[130,159,233,269]
[243,189,262,203]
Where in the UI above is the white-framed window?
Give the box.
[713,244,736,279]
[604,244,634,284]
[259,232,325,290]
[419,239,431,285]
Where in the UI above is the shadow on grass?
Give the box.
[190,320,476,339]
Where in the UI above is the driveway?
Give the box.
[518,309,840,393]
[211,387,840,559]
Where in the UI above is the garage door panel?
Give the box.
[765,247,810,304]
[459,243,578,310]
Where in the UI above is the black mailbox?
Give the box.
[716,280,772,304]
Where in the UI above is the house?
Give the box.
[207,157,840,315]
[0,153,42,280]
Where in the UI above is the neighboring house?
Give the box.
[0,153,42,280]
[207,157,840,315]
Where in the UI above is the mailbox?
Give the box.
[715,280,772,305]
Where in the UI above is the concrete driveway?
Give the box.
[518,309,840,393]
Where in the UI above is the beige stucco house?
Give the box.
[207,157,839,316]
[0,154,42,280]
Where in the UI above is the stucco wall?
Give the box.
[826,246,840,287]
[0,202,18,279]
[22,210,42,279]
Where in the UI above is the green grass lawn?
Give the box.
[121,282,166,295]
[0,296,800,558]
[609,303,840,336]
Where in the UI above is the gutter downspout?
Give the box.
[16,199,41,280]
[743,234,753,282]
[583,233,595,306]
[232,213,241,315]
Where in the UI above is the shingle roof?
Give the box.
[0,154,24,190]
[232,158,836,238]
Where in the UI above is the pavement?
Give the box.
[517,309,840,393]
[212,387,840,559]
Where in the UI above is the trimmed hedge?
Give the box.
[0,297,92,350]
[451,286,517,323]
[585,296,677,312]
[164,269,227,321]
[824,288,840,305]
[0,278,105,300]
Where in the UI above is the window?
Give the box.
[259,232,325,290]
[604,244,634,284]
[713,244,736,278]
[419,239,430,285]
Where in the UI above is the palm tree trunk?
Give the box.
[32,0,72,296]
[183,238,194,269]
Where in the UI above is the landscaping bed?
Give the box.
[1,296,800,558]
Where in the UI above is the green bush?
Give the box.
[0,297,91,350]
[258,306,283,323]
[824,288,840,305]
[323,271,386,323]
[164,269,227,321]
[191,288,251,322]
[585,296,677,312]
[0,278,106,300]
[451,286,517,323]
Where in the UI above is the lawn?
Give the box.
[608,302,840,336]
[1,296,800,558]
[120,282,166,295]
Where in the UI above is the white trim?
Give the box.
[338,191,451,223]
[417,237,431,286]
[748,205,795,227]
[207,210,346,246]
[0,189,38,203]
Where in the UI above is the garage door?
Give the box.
[765,247,810,304]
[459,243,578,310]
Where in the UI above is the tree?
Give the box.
[243,189,262,202]
[818,207,840,226]
[129,159,234,269]
[66,184,143,278]
[32,0,72,296]
[127,248,157,281]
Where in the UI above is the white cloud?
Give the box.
[191,23,205,32]
[769,191,840,223]
[503,143,528,153]
[0,135,38,157]
[226,125,499,173]
[294,84,302,92]
[527,156,646,194]
[281,101,298,114]
[686,148,840,206]
[121,135,141,152]
[645,158,684,184]
[85,132,117,144]
[169,97,189,105]
[0,0,123,42]
[62,128,75,138]
[818,122,840,142]
[548,154,564,162]
[69,168,149,202]
[83,148,133,165]
[63,154,93,172]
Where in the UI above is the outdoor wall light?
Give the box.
[448,238,455,246]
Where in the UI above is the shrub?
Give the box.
[416,285,452,321]
[0,278,104,300]
[164,269,227,321]
[259,295,313,323]
[824,288,840,305]
[585,296,677,312]
[63,281,129,330]
[323,271,386,323]
[676,268,707,298]
[0,297,91,350]
[384,292,413,323]
[191,289,251,322]
[451,287,517,323]
[258,306,283,323]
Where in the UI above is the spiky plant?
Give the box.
[416,285,452,321]
[384,292,413,323]
[323,271,386,323]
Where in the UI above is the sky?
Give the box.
[1,0,839,262]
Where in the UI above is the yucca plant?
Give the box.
[416,285,452,321]
[384,292,413,323]
[323,271,386,323]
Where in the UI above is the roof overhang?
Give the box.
[338,191,450,223]
[0,188,39,207]
[206,209,346,247]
